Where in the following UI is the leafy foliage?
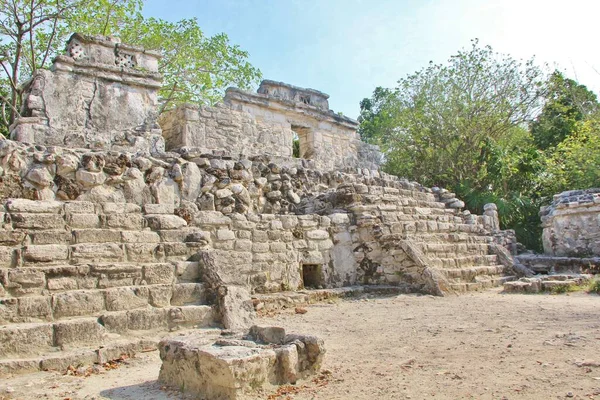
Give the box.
[542,118,600,194]
[530,71,599,150]
[359,39,545,189]
[120,17,261,112]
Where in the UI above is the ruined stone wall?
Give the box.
[10,34,164,154]
[540,188,600,256]
[160,82,382,172]
[159,103,294,158]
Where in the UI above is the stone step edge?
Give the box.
[251,285,411,311]
[0,327,223,377]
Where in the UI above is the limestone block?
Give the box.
[175,261,200,282]
[75,169,107,188]
[18,296,52,320]
[195,211,231,226]
[73,229,121,243]
[127,308,168,330]
[169,305,214,329]
[149,285,172,307]
[53,318,107,347]
[125,243,159,262]
[121,231,161,243]
[159,336,277,400]
[234,239,253,251]
[12,213,65,230]
[181,162,203,201]
[104,287,149,311]
[145,214,187,230]
[7,269,45,289]
[6,199,62,213]
[306,230,330,240]
[67,213,100,228]
[64,201,95,214]
[0,231,26,245]
[40,349,98,372]
[171,283,206,306]
[143,263,175,284]
[0,247,18,267]
[47,277,78,291]
[0,323,54,357]
[99,311,129,333]
[52,290,105,318]
[216,229,236,241]
[71,243,123,262]
[218,285,256,331]
[29,230,72,245]
[162,242,191,258]
[23,244,69,263]
[101,203,141,215]
[25,166,54,188]
[105,213,145,230]
[143,203,175,214]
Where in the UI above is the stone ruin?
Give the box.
[505,189,600,293]
[0,34,524,395]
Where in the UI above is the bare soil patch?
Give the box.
[2,289,600,400]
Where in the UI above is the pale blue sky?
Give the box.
[143,0,600,119]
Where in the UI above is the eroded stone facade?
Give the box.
[540,189,600,257]
[160,80,382,171]
[10,34,164,154]
[0,35,520,379]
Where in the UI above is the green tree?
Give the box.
[530,70,599,150]
[359,40,548,250]
[542,117,600,193]
[120,17,261,112]
[360,39,545,189]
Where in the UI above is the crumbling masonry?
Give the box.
[0,34,520,383]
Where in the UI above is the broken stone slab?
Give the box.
[158,325,325,400]
[503,274,593,294]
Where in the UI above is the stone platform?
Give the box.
[158,325,325,400]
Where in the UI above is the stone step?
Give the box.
[1,261,201,297]
[414,242,490,257]
[439,265,506,282]
[0,240,203,269]
[389,232,492,244]
[428,255,498,269]
[449,275,516,293]
[0,305,215,360]
[0,283,207,322]
[0,327,222,376]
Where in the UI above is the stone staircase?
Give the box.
[348,183,516,292]
[0,199,215,375]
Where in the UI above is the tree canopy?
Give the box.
[359,40,600,250]
[0,0,261,133]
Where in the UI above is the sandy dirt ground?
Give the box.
[2,289,600,400]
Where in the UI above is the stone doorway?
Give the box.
[291,125,313,159]
[301,263,323,289]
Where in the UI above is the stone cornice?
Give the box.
[224,87,359,130]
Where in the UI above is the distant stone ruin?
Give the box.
[0,34,521,390]
[506,189,600,293]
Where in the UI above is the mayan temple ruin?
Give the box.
[0,34,598,399]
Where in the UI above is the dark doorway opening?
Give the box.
[302,264,323,289]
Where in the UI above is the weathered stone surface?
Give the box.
[217,285,256,331]
[0,323,54,357]
[145,214,187,230]
[541,189,600,256]
[52,291,105,318]
[158,326,325,399]
[53,318,106,347]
